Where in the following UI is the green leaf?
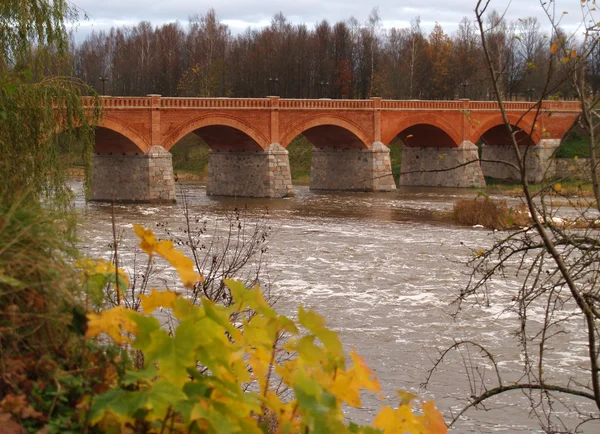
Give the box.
[143,320,198,387]
[121,365,159,386]
[146,379,187,420]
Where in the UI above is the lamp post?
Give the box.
[460,80,469,99]
[319,80,329,98]
[526,87,535,101]
[99,76,108,96]
[267,77,279,96]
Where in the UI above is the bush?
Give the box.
[0,194,125,433]
[453,196,529,229]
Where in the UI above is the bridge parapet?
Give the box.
[160,97,271,109]
[84,95,581,114]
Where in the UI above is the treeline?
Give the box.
[72,8,597,100]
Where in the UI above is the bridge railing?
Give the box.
[160,98,271,108]
[381,100,463,109]
[278,99,372,109]
[89,96,581,112]
[82,96,151,107]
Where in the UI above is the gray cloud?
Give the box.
[70,0,588,40]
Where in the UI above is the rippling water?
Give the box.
[72,180,599,433]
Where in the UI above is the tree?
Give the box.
[424,1,600,432]
[0,0,99,203]
[425,24,453,99]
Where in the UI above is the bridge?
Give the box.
[84,95,580,202]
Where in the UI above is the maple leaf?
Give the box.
[86,306,138,344]
[139,289,179,313]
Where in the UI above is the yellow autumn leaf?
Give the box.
[555,183,562,192]
[139,289,179,313]
[76,258,130,286]
[133,224,158,255]
[350,348,381,394]
[132,225,203,287]
[86,306,137,344]
[550,44,558,53]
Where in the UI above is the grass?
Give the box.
[170,133,210,179]
[388,139,403,184]
[485,177,596,198]
[287,135,313,183]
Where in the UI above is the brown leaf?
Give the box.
[1,394,27,414]
[0,411,23,434]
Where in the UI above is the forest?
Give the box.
[71,8,595,101]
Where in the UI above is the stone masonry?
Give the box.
[400,141,485,188]
[86,96,579,200]
[91,145,175,203]
[554,157,600,180]
[207,143,294,197]
[310,142,397,191]
[480,139,560,183]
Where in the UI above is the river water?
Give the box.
[73,180,599,433]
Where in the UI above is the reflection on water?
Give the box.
[73,180,598,433]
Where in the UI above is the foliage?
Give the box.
[0,0,100,204]
[85,225,447,433]
[0,195,127,433]
[556,130,593,159]
[72,7,575,100]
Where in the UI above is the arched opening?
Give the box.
[387,124,459,185]
[168,124,264,181]
[479,124,536,147]
[478,124,538,182]
[94,127,145,154]
[301,125,367,150]
[394,124,458,148]
[283,124,369,186]
[169,133,211,180]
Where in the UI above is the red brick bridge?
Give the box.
[85,95,580,202]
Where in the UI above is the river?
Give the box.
[73,180,599,433]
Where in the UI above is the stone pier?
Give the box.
[207,143,294,197]
[91,145,176,203]
[310,142,396,191]
[400,141,485,187]
[480,139,560,183]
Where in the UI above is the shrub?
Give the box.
[453,196,529,229]
[83,226,448,434]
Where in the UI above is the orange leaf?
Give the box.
[422,401,447,433]
[550,44,558,53]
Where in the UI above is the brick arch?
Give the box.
[55,117,150,153]
[383,114,462,147]
[473,114,540,145]
[280,115,371,149]
[164,115,269,151]
[98,118,150,153]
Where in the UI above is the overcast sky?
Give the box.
[69,0,591,40]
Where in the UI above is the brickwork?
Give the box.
[80,96,580,199]
[481,139,560,182]
[310,142,396,191]
[400,141,485,188]
[206,143,293,197]
[91,145,175,203]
